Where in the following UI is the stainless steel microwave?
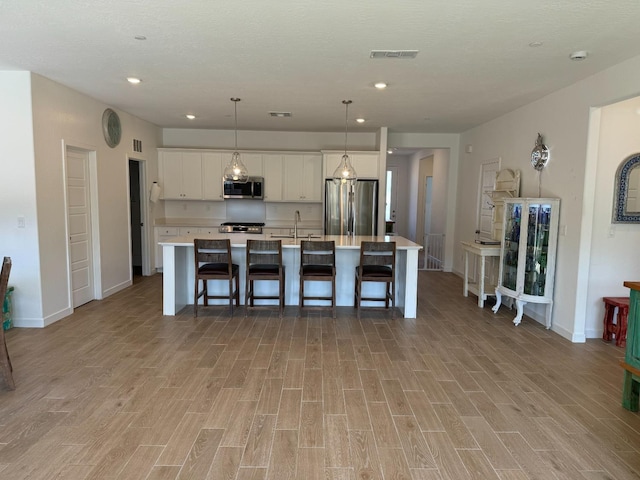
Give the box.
[223,176,264,199]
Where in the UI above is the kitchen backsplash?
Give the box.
[162,200,322,225]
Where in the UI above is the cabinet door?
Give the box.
[244,153,264,176]
[283,155,305,201]
[351,153,379,178]
[324,152,379,179]
[180,152,203,199]
[301,155,322,201]
[159,151,183,199]
[263,154,284,201]
[155,227,179,270]
[202,152,224,200]
[499,201,522,292]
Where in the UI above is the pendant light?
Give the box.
[223,97,249,183]
[332,100,357,184]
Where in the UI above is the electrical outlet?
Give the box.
[17,216,25,228]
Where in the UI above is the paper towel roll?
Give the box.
[149,182,161,203]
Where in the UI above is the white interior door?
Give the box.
[66,148,94,307]
[478,159,500,237]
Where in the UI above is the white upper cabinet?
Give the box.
[202,152,224,201]
[240,152,264,177]
[263,154,284,201]
[323,152,379,179]
[159,150,203,200]
[283,154,322,202]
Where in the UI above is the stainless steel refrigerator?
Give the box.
[324,179,378,235]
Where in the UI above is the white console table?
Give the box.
[461,241,501,308]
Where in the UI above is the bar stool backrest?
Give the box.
[359,241,396,268]
[247,240,283,266]
[301,240,335,267]
[195,239,233,272]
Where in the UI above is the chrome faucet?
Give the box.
[294,210,301,239]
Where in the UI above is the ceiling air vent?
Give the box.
[269,112,292,118]
[370,50,419,59]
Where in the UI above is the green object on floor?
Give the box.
[2,285,13,331]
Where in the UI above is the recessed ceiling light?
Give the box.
[185,114,196,120]
[374,82,387,89]
[127,77,141,84]
[356,118,365,123]
[387,149,393,154]
[134,35,147,41]
[529,41,543,47]
[569,50,588,61]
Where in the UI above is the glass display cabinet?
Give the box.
[492,198,560,328]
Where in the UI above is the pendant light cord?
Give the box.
[232,98,240,150]
[343,100,352,156]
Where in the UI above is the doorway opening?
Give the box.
[128,159,149,280]
[385,167,398,234]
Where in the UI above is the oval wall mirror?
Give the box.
[612,153,640,223]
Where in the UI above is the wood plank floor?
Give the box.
[1,271,639,479]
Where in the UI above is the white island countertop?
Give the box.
[159,234,423,318]
[160,233,422,250]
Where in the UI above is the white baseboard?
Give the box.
[103,279,132,298]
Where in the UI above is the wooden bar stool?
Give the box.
[246,240,285,318]
[0,257,15,390]
[354,241,396,319]
[299,240,336,318]
[194,239,240,317]
[602,296,630,347]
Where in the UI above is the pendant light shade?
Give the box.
[223,97,249,183]
[332,100,357,184]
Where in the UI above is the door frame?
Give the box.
[62,141,102,309]
[127,157,151,277]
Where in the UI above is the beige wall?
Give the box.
[457,55,640,341]
[1,72,162,327]
[585,96,640,337]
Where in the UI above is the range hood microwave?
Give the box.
[223,176,264,199]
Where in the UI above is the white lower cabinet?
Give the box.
[154,227,179,270]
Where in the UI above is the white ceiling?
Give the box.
[2,1,640,134]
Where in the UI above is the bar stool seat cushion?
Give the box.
[359,265,393,277]
[248,264,281,276]
[198,263,239,275]
[302,265,334,276]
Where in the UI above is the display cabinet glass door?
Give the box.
[523,202,552,296]
[500,202,521,291]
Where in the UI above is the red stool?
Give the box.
[602,297,630,347]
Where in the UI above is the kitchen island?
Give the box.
[160,234,422,318]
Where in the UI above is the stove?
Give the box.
[219,222,265,234]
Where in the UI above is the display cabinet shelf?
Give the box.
[492,198,560,328]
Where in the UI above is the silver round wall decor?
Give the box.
[102,108,122,148]
[531,133,550,171]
